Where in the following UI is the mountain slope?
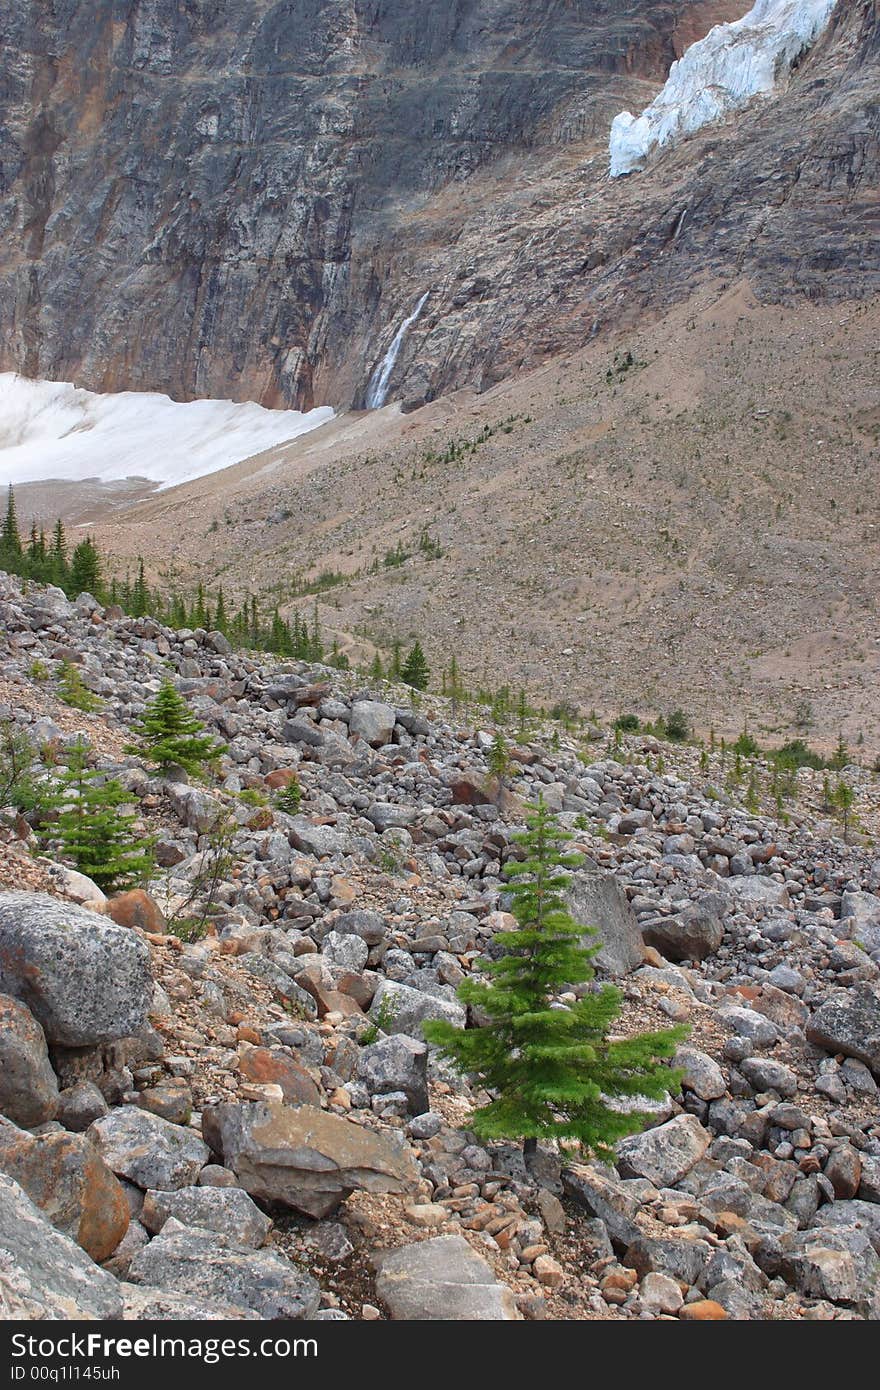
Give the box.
[0,0,754,410]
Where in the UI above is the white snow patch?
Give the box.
[0,374,335,490]
[609,0,838,177]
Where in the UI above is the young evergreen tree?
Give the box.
[0,486,22,569]
[390,639,403,680]
[487,730,511,786]
[57,660,102,713]
[49,520,69,588]
[214,587,228,634]
[130,558,149,617]
[370,652,384,682]
[68,537,104,599]
[47,742,154,891]
[424,800,686,1159]
[125,679,225,776]
[401,640,429,691]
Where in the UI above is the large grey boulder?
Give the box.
[616,1114,711,1187]
[368,978,466,1039]
[0,1173,123,1319]
[349,700,396,747]
[0,992,59,1125]
[141,1186,272,1248]
[562,1164,642,1247]
[724,876,791,909]
[357,1035,430,1116]
[286,816,344,858]
[0,892,153,1047]
[367,802,418,831]
[806,986,880,1077]
[564,871,645,976]
[675,1046,727,1102]
[88,1109,210,1191]
[642,896,726,963]
[203,1100,419,1219]
[333,909,386,946]
[128,1219,320,1320]
[373,1235,519,1320]
[121,1284,259,1320]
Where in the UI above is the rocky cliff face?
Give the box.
[0,0,747,408]
[0,0,875,411]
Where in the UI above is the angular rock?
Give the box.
[616,1114,711,1187]
[121,1283,259,1320]
[238,1047,321,1107]
[642,896,725,962]
[564,871,645,977]
[349,701,396,747]
[203,1100,419,1218]
[724,876,790,909]
[373,1234,519,1320]
[0,992,59,1126]
[806,986,880,1076]
[562,1164,642,1247]
[333,909,386,946]
[0,892,153,1046]
[0,1173,123,1319]
[0,1118,129,1262]
[676,1046,727,1101]
[129,1219,319,1319]
[88,1108,209,1191]
[369,978,466,1039]
[141,1186,272,1247]
[357,1034,430,1116]
[56,1080,109,1133]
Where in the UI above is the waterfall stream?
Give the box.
[365,292,430,409]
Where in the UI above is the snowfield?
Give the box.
[609,0,839,178]
[0,373,335,490]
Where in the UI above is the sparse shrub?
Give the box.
[57,660,102,713]
[614,714,639,733]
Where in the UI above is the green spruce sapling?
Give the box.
[424,799,686,1160]
[125,679,225,776]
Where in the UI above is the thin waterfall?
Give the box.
[365,292,430,409]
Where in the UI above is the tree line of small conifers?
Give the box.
[0,486,433,686]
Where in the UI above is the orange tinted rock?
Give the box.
[0,1123,129,1262]
[679,1300,728,1320]
[107,890,166,935]
[238,1048,321,1107]
[265,768,298,789]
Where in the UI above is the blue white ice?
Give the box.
[609,0,839,178]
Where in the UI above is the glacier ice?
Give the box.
[609,0,839,178]
[0,374,334,490]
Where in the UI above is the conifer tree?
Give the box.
[0,486,22,568]
[69,537,104,599]
[49,520,69,588]
[47,742,154,891]
[401,640,429,691]
[214,587,228,634]
[125,679,225,776]
[57,660,102,712]
[487,730,511,786]
[390,639,403,680]
[424,800,686,1159]
[131,558,149,617]
[370,652,384,682]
